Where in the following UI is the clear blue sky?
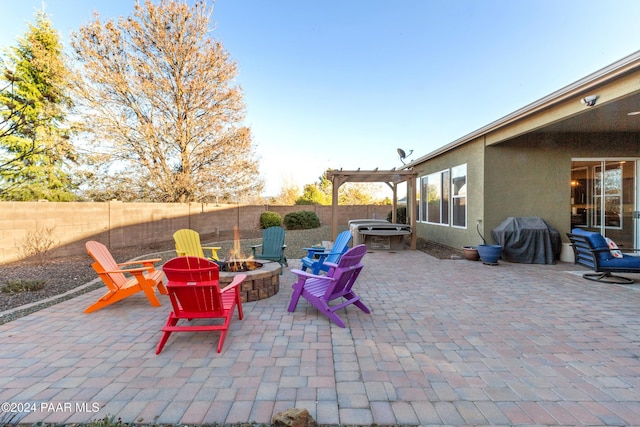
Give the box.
[2,1,640,197]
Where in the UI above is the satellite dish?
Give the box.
[397,148,413,165]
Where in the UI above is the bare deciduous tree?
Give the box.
[71,0,262,202]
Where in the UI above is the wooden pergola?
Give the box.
[326,168,418,250]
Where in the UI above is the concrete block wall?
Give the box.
[0,202,392,264]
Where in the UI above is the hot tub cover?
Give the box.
[492,217,561,264]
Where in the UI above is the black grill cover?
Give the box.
[492,217,561,264]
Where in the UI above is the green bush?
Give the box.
[387,206,407,224]
[1,279,46,293]
[283,210,321,230]
[259,211,282,229]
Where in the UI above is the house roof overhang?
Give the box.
[404,49,640,167]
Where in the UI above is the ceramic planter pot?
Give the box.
[462,246,480,261]
[477,244,502,265]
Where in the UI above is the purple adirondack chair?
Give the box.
[287,244,370,327]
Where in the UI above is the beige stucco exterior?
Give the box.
[409,51,640,251]
[413,138,485,249]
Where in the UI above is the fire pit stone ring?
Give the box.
[218,259,280,302]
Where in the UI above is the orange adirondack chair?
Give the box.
[156,257,246,354]
[84,241,167,314]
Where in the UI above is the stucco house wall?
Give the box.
[413,138,485,250]
[409,51,640,253]
[485,132,639,241]
[483,137,568,244]
[414,130,640,251]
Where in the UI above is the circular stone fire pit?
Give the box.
[218,260,280,303]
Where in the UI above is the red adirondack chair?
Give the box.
[156,257,246,354]
[85,241,167,314]
[287,244,370,327]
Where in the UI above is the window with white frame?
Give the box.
[451,164,467,228]
[420,176,428,222]
[419,163,467,228]
[415,177,421,222]
[422,169,449,225]
[427,172,442,223]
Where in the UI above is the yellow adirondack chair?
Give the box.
[85,241,167,313]
[173,229,222,261]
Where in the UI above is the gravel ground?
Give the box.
[0,225,459,324]
[0,226,336,324]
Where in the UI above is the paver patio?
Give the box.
[1,250,640,425]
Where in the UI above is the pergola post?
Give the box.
[408,176,417,250]
[330,175,345,241]
[391,183,397,224]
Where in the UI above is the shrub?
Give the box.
[1,279,46,293]
[259,211,282,229]
[283,210,321,230]
[86,415,122,427]
[17,224,58,265]
[387,206,407,224]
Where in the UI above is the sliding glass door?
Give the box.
[571,159,638,249]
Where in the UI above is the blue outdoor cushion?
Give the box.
[571,228,612,263]
[599,254,640,269]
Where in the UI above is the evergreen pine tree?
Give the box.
[0,10,76,201]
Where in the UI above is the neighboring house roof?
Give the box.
[406,49,640,167]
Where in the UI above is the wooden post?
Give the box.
[408,176,417,250]
[331,175,344,241]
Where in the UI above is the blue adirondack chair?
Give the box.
[251,226,287,272]
[287,244,370,328]
[301,230,352,275]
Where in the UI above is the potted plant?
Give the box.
[477,244,502,264]
[475,222,502,265]
[462,246,480,261]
